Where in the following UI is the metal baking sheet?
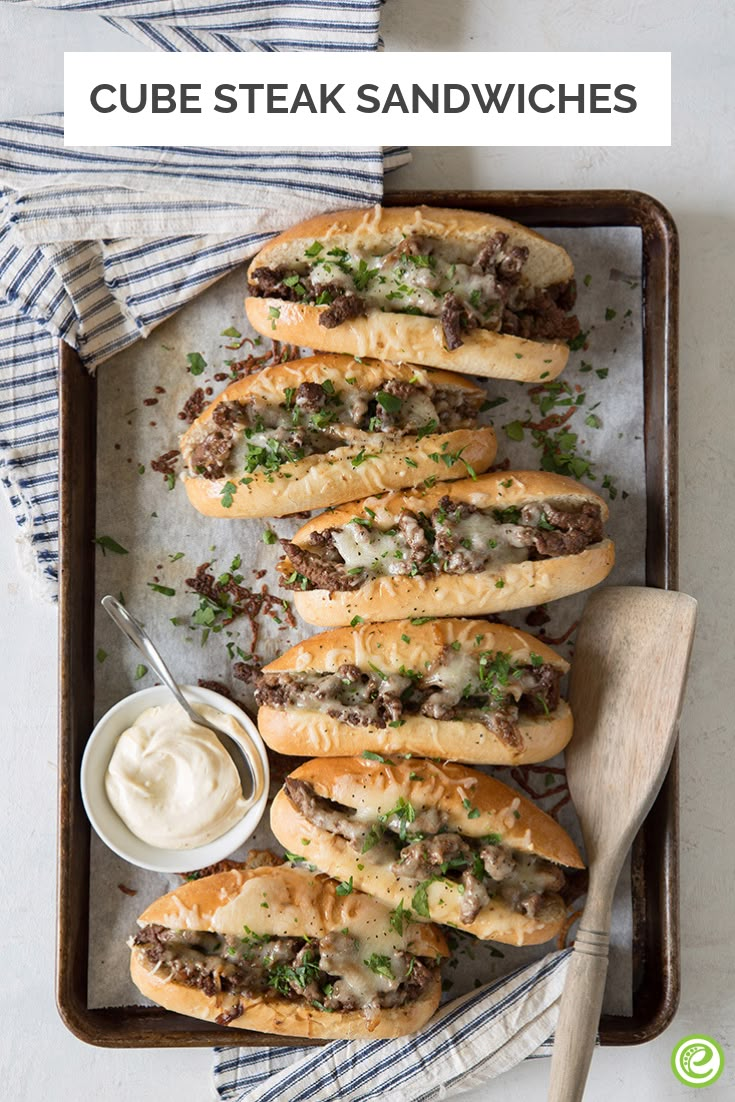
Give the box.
[57,189,678,1047]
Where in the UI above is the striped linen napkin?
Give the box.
[0,128,405,595]
[214,949,571,1101]
[15,0,384,52]
[0,1,390,594]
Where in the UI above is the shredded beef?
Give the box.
[392,833,472,880]
[479,843,516,881]
[475,232,509,273]
[487,710,524,749]
[522,664,561,715]
[459,871,491,924]
[319,292,366,329]
[151,449,180,480]
[283,778,365,846]
[306,529,343,561]
[396,511,431,568]
[431,388,484,428]
[179,388,207,424]
[190,432,233,479]
[249,266,308,301]
[440,292,469,350]
[506,281,581,342]
[295,381,329,412]
[280,538,362,592]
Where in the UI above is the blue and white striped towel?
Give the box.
[16,0,384,53]
[0,1,394,594]
[0,127,406,595]
[214,950,571,1101]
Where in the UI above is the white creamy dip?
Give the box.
[105,701,247,849]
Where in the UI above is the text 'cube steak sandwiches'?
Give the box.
[180,355,497,517]
[130,866,447,1038]
[255,618,572,765]
[271,759,584,945]
[245,206,580,380]
[276,471,614,624]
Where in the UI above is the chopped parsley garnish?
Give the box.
[268,949,321,995]
[493,506,521,524]
[412,880,436,918]
[350,615,364,627]
[389,899,412,936]
[262,528,278,544]
[304,241,324,257]
[186,352,207,376]
[351,449,377,468]
[376,390,402,413]
[567,330,589,352]
[462,798,481,819]
[364,953,394,979]
[147,583,176,597]
[602,474,619,500]
[94,535,129,556]
[243,439,304,475]
[361,821,385,853]
[353,259,379,291]
[268,306,281,330]
[220,481,237,508]
[504,420,525,442]
[336,877,354,896]
[381,796,416,841]
[362,751,394,763]
[133,664,147,681]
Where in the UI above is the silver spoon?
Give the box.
[101,594,263,803]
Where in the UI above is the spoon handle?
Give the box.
[547,925,610,1102]
[101,595,187,709]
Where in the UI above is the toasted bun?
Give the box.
[258,618,572,764]
[131,866,447,1039]
[270,759,583,945]
[282,471,615,625]
[180,354,496,518]
[245,206,574,380]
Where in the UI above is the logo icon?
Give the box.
[671,1035,725,1088]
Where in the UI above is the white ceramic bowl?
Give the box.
[81,684,269,873]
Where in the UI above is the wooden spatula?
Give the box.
[548,586,697,1102]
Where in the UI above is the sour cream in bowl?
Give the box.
[81,684,269,873]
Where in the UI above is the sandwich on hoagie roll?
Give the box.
[246,205,580,380]
[255,618,572,765]
[180,354,496,517]
[271,758,584,945]
[129,865,448,1038]
[277,471,614,624]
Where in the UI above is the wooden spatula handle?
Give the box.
[547,926,610,1102]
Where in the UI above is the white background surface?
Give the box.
[0,2,733,1100]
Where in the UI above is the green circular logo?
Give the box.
[671,1035,725,1088]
